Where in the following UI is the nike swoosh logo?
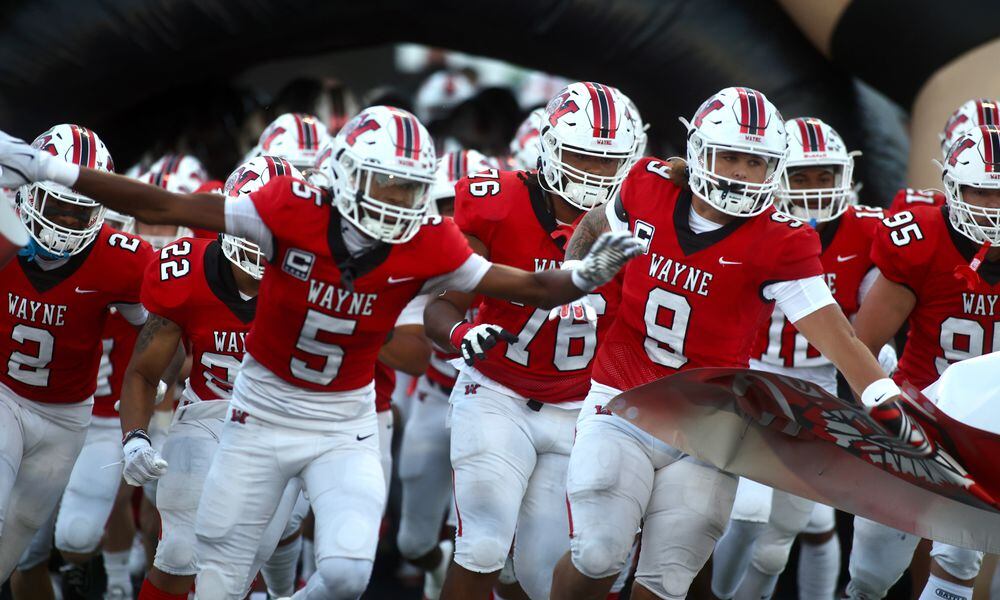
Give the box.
[387,276,415,284]
[75,287,98,294]
[837,254,857,262]
[718,258,742,265]
[356,433,375,441]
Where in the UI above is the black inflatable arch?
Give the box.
[0,0,908,204]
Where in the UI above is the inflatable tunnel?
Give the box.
[0,0,909,204]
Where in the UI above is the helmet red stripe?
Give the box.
[584,82,603,138]
[393,114,406,158]
[460,150,468,177]
[306,117,319,150]
[70,125,82,165]
[796,119,811,153]
[407,115,421,159]
[737,88,751,135]
[600,83,617,138]
[753,91,766,135]
[812,120,826,151]
[293,114,306,150]
[983,126,996,173]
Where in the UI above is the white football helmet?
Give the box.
[941,125,1000,245]
[222,155,302,279]
[429,149,496,216]
[104,210,136,234]
[940,99,1000,159]
[138,154,207,248]
[257,113,331,170]
[323,106,436,244]
[303,137,335,187]
[18,124,114,257]
[509,108,544,171]
[776,117,856,223]
[682,87,787,217]
[539,82,639,210]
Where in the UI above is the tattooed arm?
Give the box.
[120,313,184,436]
[565,204,612,261]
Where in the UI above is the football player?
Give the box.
[548,88,897,600]
[843,125,1000,600]
[0,104,640,600]
[120,155,304,600]
[712,117,885,599]
[424,81,640,600]
[889,99,1000,214]
[0,125,152,583]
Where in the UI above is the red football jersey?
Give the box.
[94,309,140,417]
[246,177,475,392]
[374,360,394,413]
[454,170,620,403]
[142,238,256,403]
[592,158,825,393]
[0,226,152,403]
[888,188,946,214]
[752,204,884,368]
[873,205,1000,390]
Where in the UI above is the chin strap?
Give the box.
[953,240,992,290]
[16,237,68,262]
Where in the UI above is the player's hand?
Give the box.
[877,344,898,376]
[547,296,598,325]
[449,321,518,366]
[122,431,168,486]
[0,131,78,189]
[571,231,642,291]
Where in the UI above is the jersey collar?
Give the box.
[17,239,96,294]
[817,215,842,251]
[326,208,391,292]
[525,172,579,253]
[673,188,747,256]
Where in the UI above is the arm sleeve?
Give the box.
[763,276,837,323]
[225,196,275,260]
[420,254,492,295]
[111,302,148,326]
[605,194,629,233]
[395,294,428,327]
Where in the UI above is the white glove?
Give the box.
[877,343,898,376]
[547,261,599,325]
[122,432,168,486]
[571,230,642,292]
[449,321,518,366]
[0,131,80,189]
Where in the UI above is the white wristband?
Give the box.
[42,157,80,187]
[861,377,901,409]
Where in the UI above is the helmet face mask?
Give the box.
[333,158,431,244]
[774,117,856,224]
[942,126,1000,245]
[540,136,633,210]
[103,209,136,234]
[221,234,265,280]
[19,183,105,256]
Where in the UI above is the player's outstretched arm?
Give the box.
[119,313,183,486]
[852,274,916,358]
[0,130,225,232]
[475,230,641,310]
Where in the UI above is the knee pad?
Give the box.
[729,478,772,523]
[570,534,630,580]
[751,529,796,576]
[930,543,983,581]
[846,517,920,599]
[54,514,102,554]
[315,556,372,599]
[454,531,507,573]
[153,532,198,576]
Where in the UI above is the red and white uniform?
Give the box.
[192,177,489,598]
[443,170,619,596]
[751,204,884,392]
[564,158,831,595]
[0,225,150,580]
[875,205,1000,391]
[141,237,301,585]
[888,188,945,215]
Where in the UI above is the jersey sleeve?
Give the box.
[453,178,497,247]
[140,249,193,325]
[758,216,824,287]
[110,234,154,305]
[417,217,487,294]
[869,209,935,292]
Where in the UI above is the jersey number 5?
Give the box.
[290,309,357,385]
